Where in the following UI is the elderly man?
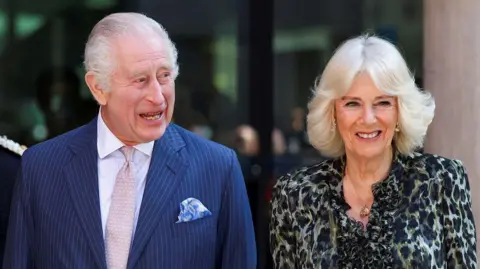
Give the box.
[4,13,256,269]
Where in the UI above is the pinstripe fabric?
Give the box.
[3,118,257,269]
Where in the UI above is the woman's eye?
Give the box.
[376,101,392,106]
[345,101,359,107]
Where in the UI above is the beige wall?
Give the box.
[424,0,480,252]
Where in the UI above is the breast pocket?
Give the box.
[171,214,217,237]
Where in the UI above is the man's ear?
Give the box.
[85,71,108,105]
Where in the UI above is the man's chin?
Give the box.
[138,125,168,143]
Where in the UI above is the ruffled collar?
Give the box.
[328,151,405,268]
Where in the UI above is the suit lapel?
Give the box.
[128,125,188,269]
[64,118,107,269]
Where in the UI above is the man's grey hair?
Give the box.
[83,12,179,91]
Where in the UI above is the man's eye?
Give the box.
[135,77,147,83]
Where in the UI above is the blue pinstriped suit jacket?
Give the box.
[3,119,257,269]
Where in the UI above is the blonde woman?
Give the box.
[270,35,477,268]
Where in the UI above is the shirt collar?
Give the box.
[96,109,154,159]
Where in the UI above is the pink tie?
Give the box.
[105,147,136,269]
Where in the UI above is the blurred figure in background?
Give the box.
[272,128,301,177]
[235,125,301,226]
[234,125,302,178]
[235,124,260,158]
[0,136,25,265]
[285,107,309,154]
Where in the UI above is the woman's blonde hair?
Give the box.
[307,35,435,157]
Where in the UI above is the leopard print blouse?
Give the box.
[270,152,477,268]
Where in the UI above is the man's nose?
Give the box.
[147,80,165,105]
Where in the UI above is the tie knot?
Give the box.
[120,146,134,162]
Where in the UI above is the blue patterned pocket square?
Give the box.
[176,197,212,223]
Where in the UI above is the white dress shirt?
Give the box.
[97,112,154,239]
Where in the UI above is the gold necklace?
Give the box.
[345,176,371,218]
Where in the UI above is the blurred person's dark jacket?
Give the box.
[0,140,23,265]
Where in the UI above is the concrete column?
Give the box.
[424,0,480,251]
